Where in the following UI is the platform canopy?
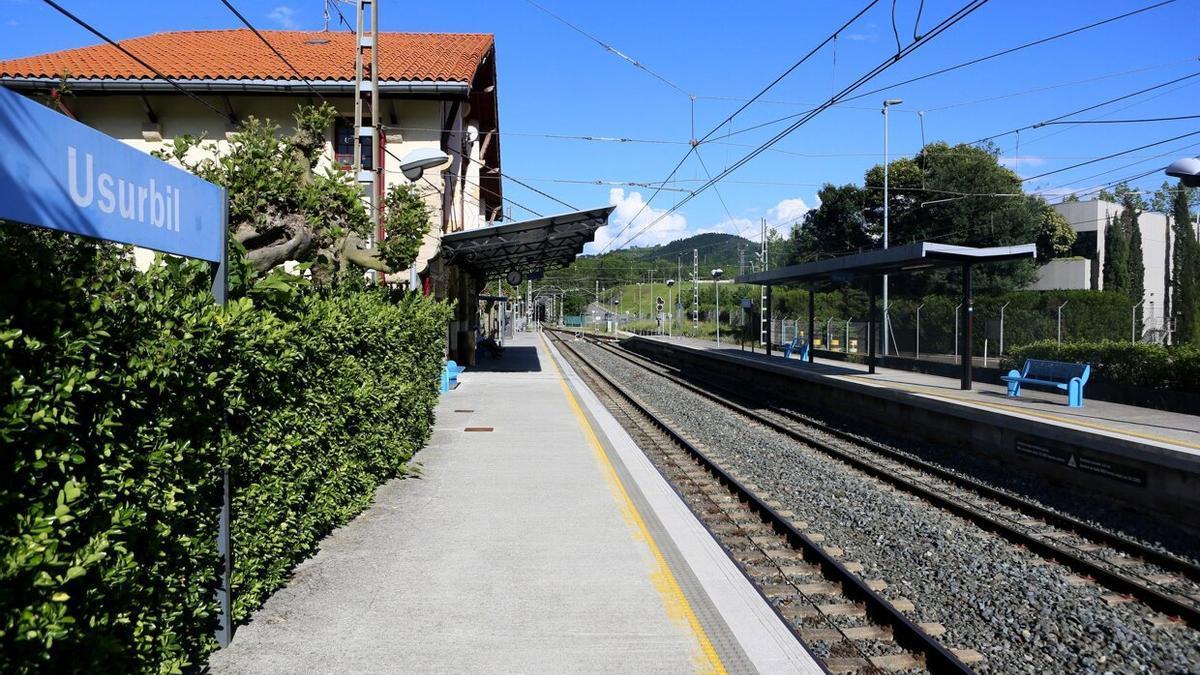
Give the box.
[735,242,1037,286]
[440,206,615,278]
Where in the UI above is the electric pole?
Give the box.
[692,248,699,336]
[353,0,380,274]
[760,217,769,346]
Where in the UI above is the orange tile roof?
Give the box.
[0,30,493,83]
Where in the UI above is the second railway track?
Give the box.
[550,330,1200,674]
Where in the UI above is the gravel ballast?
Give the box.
[574,340,1200,675]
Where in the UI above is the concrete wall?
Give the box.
[1028,257,1091,291]
[1047,199,1174,334]
[61,93,485,280]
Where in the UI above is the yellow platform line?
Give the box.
[541,335,726,675]
[844,374,1200,451]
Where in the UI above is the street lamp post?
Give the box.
[999,301,1011,356]
[915,302,925,360]
[882,98,903,358]
[666,279,676,338]
[1057,300,1069,345]
[712,268,724,345]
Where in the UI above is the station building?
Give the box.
[0,29,514,360]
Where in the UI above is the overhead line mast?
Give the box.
[353,0,381,265]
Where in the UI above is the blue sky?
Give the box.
[2,0,1197,252]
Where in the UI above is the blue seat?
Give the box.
[783,337,810,361]
[440,360,466,393]
[1000,358,1091,407]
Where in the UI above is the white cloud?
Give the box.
[587,193,812,254]
[268,5,299,29]
[588,188,689,253]
[998,155,1046,170]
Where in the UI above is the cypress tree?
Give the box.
[1172,183,1199,344]
[1103,213,1130,293]
[1126,207,1145,303]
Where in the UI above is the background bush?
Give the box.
[1004,340,1200,394]
[0,225,450,672]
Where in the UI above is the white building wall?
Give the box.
[1028,258,1091,291]
[1049,199,1175,335]
[61,93,477,280]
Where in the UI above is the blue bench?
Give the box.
[783,337,810,361]
[1001,359,1091,408]
[440,360,467,393]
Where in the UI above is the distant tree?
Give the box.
[1170,181,1200,344]
[791,183,871,263]
[1035,206,1077,263]
[1119,188,1146,303]
[1151,182,1172,319]
[1097,188,1117,202]
[1061,193,1081,203]
[1103,213,1130,293]
[1126,210,1146,302]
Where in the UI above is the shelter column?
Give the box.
[807,284,815,363]
[868,277,877,375]
[765,285,773,356]
[961,263,973,390]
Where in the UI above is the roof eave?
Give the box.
[0,77,470,96]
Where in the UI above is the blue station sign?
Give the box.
[0,86,224,262]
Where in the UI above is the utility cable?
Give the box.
[523,0,690,96]
[614,0,991,251]
[1021,129,1200,183]
[219,0,328,102]
[708,0,1178,144]
[42,0,235,124]
[599,0,884,252]
[1033,114,1200,127]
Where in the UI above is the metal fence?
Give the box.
[770,301,1170,364]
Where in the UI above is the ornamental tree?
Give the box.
[154,103,430,281]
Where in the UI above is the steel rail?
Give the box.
[587,335,1200,629]
[549,331,976,675]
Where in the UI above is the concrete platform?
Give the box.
[628,335,1200,522]
[207,331,819,674]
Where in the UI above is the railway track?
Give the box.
[548,331,978,674]
[575,333,1200,632]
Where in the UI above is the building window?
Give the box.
[334,118,371,170]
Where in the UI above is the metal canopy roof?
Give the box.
[440,206,614,277]
[736,242,1037,285]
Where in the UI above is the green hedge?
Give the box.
[1,226,450,671]
[1004,340,1200,394]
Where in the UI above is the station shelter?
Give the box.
[438,206,614,365]
[736,242,1036,389]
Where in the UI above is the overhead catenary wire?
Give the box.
[613,0,992,252]
[41,0,235,124]
[1021,129,1200,183]
[523,0,690,97]
[707,0,1179,144]
[599,0,886,253]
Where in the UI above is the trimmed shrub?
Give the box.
[1004,340,1200,394]
[0,225,450,671]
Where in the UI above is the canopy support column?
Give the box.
[807,284,816,363]
[868,276,877,375]
[961,263,973,390]
[765,284,773,356]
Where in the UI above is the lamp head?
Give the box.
[711,268,723,279]
[399,147,451,181]
[666,279,675,287]
[1166,157,1200,188]
[883,98,903,107]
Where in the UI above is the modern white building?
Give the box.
[1030,199,1174,340]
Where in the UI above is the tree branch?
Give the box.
[245,217,316,272]
[341,232,391,273]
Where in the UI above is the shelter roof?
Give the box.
[736,242,1036,285]
[440,207,614,278]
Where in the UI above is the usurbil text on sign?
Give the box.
[0,86,224,262]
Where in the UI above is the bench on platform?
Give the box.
[783,337,810,361]
[440,360,467,393]
[1001,358,1091,407]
